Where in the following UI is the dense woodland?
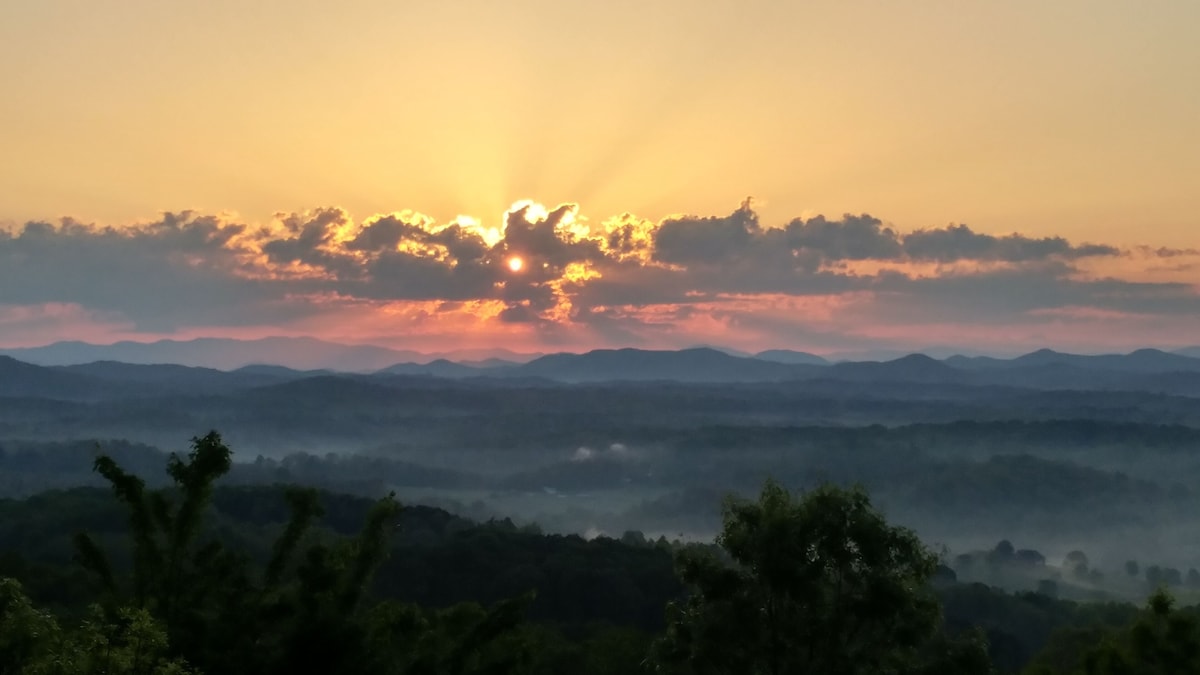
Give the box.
[3,432,1200,673]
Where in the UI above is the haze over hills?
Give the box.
[0,337,544,371]
[5,337,1200,376]
[377,359,495,379]
[4,346,1200,396]
[0,355,106,399]
[752,350,831,366]
[510,348,813,383]
[947,348,1200,373]
[9,339,1200,617]
[823,353,966,384]
[440,347,1200,389]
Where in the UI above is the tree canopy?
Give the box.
[651,479,991,674]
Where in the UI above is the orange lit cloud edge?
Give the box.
[1,199,1197,358]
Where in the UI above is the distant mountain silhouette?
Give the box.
[949,348,1200,374]
[826,354,966,384]
[458,358,522,369]
[56,360,224,381]
[0,338,542,371]
[0,337,415,371]
[942,355,1009,370]
[5,345,1200,393]
[1174,347,1200,359]
[683,344,754,358]
[509,347,811,383]
[0,356,104,400]
[49,360,304,395]
[753,350,831,366]
[232,364,329,379]
[377,359,488,378]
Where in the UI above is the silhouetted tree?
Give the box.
[1146,565,1164,588]
[68,431,531,675]
[650,480,991,674]
[1163,567,1183,587]
[989,540,1015,565]
[1064,551,1089,579]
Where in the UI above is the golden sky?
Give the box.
[1,1,1198,355]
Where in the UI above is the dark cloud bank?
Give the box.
[0,201,1195,345]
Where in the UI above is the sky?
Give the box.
[1,1,1198,356]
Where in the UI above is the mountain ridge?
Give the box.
[0,337,544,371]
[4,345,1200,390]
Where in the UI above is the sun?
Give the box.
[507,256,524,272]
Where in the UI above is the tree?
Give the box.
[988,540,1015,565]
[71,431,531,675]
[1065,551,1089,579]
[1146,565,1164,588]
[73,431,233,612]
[0,577,192,675]
[1076,590,1200,674]
[71,431,239,671]
[0,576,61,674]
[1163,568,1183,587]
[1125,560,1139,578]
[650,480,990,675]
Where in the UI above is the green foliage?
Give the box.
[1077,590,1200,675]
[56,431,543,675]
[51,605,196,675]
[0,577,62,674]
[1,577,192,675]
[651,479,991,674]
[376,521,682,634]
[31,430,1200,674]
[76,432,232,613]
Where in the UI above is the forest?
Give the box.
[3,431,1200,674]
[6,349,1200,672]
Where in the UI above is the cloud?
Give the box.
[503,202,602,268]
[0,212,299,331]
[0,302,136,348]
[1139,245,1200,258]
[901,224,1119,263]
[653,199,759,265]
[861,263,1200,325]
[0,199,1193,352]
[651,201,1119,269]
[784,213,903,261]
[495,304,540,324]
[260,207,354,274]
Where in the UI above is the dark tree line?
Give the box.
[3,432,1200,673]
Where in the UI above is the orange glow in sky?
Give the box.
[0,2,1198,355]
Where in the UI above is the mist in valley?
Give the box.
[5,344,1200,605]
